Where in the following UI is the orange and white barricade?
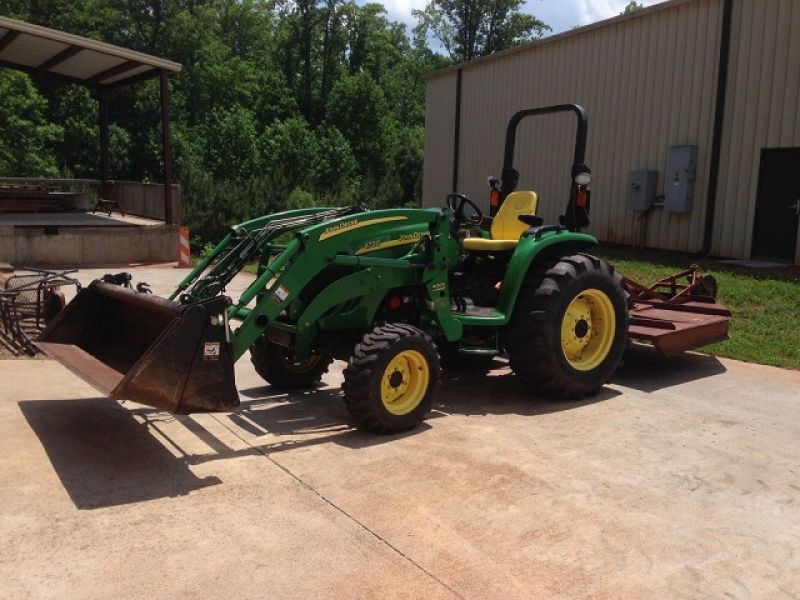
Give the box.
[178,226,191,267]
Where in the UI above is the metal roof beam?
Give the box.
[35,45,83,72]
[86,59,140,86]
[0,57,87,86]
[0,29,20,52]
[100,67,160,90]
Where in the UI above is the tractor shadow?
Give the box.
[236,360,627,439]
[615,345,728,392]
[18,398,222,510]
[18,386,428,510]
[232,384,435,452]
[19,349,718,510]
[432,360,622,417]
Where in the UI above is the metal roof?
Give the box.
[0,16,181,89]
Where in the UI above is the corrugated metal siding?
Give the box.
[423,72,457,207]
[424,0,724,254]
[713,0,800,260]
[425,0,722,251]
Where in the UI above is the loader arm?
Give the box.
[225,207,462,361]
[170,206,353,303]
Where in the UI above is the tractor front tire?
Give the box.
[250,338,333,390]
[343,323,440,434]
[504,253,628,398]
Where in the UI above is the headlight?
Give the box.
[574,172,591,186]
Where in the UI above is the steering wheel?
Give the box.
[446,193,484,228]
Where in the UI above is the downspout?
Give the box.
[451,68,463,193]
[700,0,734,256]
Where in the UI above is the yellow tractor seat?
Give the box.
[462,191,539,252]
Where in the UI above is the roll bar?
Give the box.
[497,103,590,231]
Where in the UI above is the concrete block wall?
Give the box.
[0,225,179,266]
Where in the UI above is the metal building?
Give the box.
[423,0,800,264]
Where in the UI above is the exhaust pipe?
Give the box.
[36,281,239,414]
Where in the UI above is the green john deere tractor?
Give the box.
[36,105,634,433]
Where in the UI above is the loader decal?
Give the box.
[272,284,290,304]
[319,216,407,241]
[355,232,423,255]
[203,342,221,360]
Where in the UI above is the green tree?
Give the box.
[0,0,450,242]
[0,70,62,177]
[390,126,425,205]
[206,106,260,180]
[622,1,645,14]
[413,0,550,62]
[313,125,358,197]
[325,72,388,181]
[259,116,319,189]
[48,86,98,177]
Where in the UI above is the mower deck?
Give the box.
[624,266,732,356]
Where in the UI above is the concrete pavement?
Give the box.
[1,265,800,598]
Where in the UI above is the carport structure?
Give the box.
[0,15,181,221]
[0,16,183,265]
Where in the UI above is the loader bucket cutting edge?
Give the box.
[36,281,239,414]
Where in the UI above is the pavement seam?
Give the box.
[210,414,464,599]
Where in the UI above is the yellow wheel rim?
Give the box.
[380,350,430,415]
[560,288,616,371]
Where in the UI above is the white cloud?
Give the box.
[380,0,429,26]
[570,0,662,26]
[375,0,668,33]
[572,0,622,24]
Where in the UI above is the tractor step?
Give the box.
[458,346,499,356]
[453,304,506,325]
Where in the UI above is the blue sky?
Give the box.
[381,0,667,35]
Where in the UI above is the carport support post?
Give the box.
[98,90,110,183]
[160,69,175,225]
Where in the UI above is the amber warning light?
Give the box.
[490,189,501,210]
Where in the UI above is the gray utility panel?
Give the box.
[628,170,659,211]
[664,145,697,213]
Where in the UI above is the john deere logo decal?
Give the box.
[322,219,358,237]
[319,216,408,241]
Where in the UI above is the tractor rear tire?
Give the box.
[343,323,440,434]
[504,253,628,399]
[250,338,333,390]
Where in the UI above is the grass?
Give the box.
[596,247,800,370]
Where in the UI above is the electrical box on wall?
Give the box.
[665,145,697,213]
[627,170,659,211]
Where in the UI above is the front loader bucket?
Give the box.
[36,281,239,414]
